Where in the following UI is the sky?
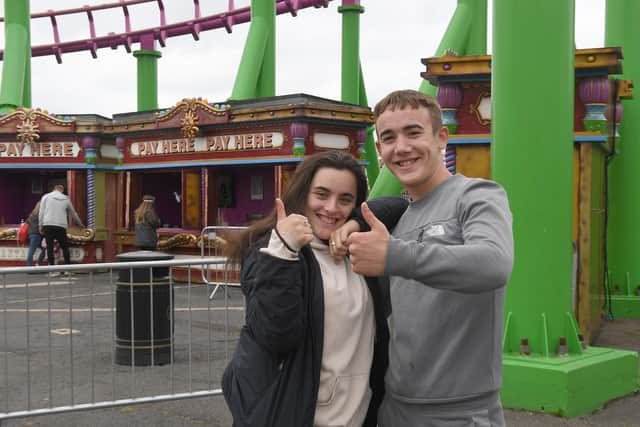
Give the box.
[0,0,606,117]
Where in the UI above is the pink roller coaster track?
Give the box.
[0,0,330,63]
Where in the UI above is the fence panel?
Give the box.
[0,258,242,421]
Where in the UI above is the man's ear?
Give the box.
[437,126,449,151]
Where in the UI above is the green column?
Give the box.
[338,1,363,104]
[493,0,637,417]
[465,0,487,56]
[230,0,275,100]
[0,0,31,113]
[132,49,161,111]
[358,63,379,186]
[371,0,485,198]
[605,0,640,317]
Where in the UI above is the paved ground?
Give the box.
[0,271,638,426]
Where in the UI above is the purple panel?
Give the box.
[0,172,44,225]
[218,166,275,226]
[141,172,181,228]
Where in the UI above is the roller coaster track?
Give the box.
[0,0,331,63]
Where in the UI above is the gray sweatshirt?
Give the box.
[384,174,513,405]
[39,190,84,229]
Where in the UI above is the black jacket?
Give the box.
[222,197,408,427]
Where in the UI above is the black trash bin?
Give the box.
[115,251,174,366]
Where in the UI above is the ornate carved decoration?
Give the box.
[15,109,40,143]
[0,227,94,243]
[155,98,229,133]
[181,108,199,139]
[67,228,96,245]
[0,107,76,136]
[0,228,17,240]
[157,233,199,249]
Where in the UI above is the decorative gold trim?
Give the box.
[0,227,94,244]
[16,109,40,143]
[157,233,199,249]
[617,80,633,100]
[470,91,492,126]
[0,228,17,240]
[0,107,76,137]
[68,228,96,245]
[155,98,229,134]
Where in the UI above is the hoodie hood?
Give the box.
[49,191,69,201]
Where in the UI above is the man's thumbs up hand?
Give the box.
[348,202,389,276]
[274,198,313,251]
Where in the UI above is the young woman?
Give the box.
[25,201,46,266]
[222,151,407,427]
[133,195,161,251]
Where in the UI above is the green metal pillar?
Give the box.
[0,0,31,113]
[358,63,379,186]
[605,0,640,318]
[337,1,379,186]
[132,35,161,111]
[230,0,275,100]
[338,1,363,104]
[371,0,486,198]
[493,0,637,417]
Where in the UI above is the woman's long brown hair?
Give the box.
[226,151,368,263]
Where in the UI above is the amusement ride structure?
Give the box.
[0,0,639,420]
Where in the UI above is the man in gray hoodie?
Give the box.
[333,90,514,426]
[39,184,85,271]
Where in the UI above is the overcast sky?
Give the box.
[0,0,605,117]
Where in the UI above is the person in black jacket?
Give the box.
[221,151,408,427]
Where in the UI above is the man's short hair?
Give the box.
[54,184,65,192]
[374,89,443,134]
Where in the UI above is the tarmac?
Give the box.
[0,272,638,427]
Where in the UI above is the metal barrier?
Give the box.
[0,257,242,421]
[200,226,247,299]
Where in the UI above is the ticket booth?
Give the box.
[0,109,109,265]
[108,94,373,259]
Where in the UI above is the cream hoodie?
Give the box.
[261,231,376,427]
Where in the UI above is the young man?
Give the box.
[39,184,85,275]
[332,90,514,426]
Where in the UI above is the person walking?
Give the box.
[39,184,85,275]
[25,201,46,267]
[134,195,161,251]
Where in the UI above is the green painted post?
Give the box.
[371,0,484,198]
[254,0,275,98]
[417,0,474,96]
[339,1,363,105]
[230,0,275,100]
[493,0,637,417]
[358,63,379,186]
[605,0,640,318]
[338,1,379,187]
[0,0,32,113]
[465,0,487,56]
[493,0,576,371]
[133,36,161,111]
